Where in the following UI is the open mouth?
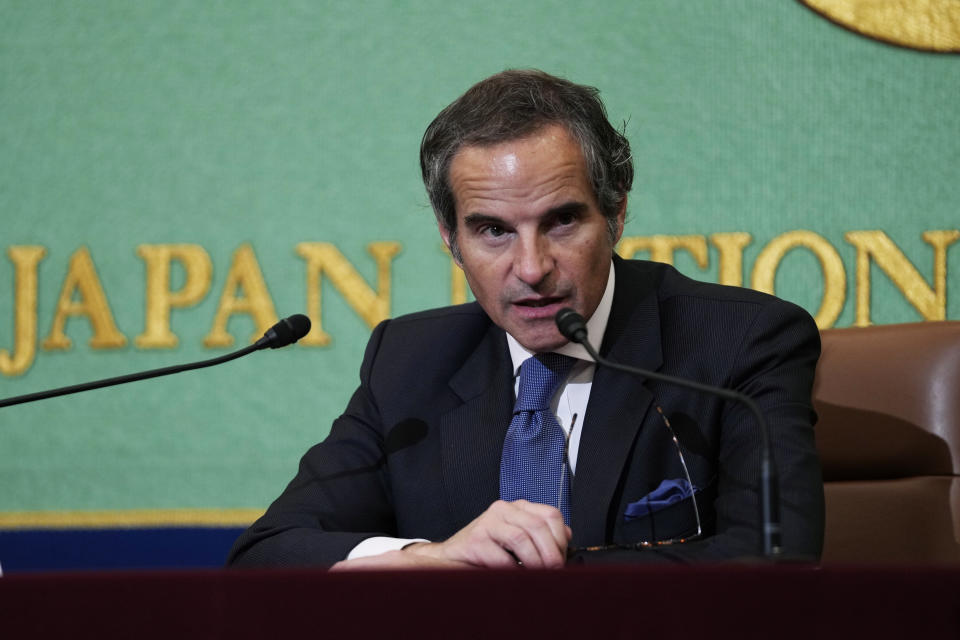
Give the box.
[512,297,566,318]
[517,298,561,308]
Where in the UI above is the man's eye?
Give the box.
[482,225,506,237]
[551,211,581,230]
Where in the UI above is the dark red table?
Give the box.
[3,564,959,638]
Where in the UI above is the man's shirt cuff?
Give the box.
[347,536,430,560]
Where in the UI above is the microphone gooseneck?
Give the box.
[555,307,782,559]
[0,314,312,410]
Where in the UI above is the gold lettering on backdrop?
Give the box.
[709,232,753,287]
[41,247,127,350]
[4,230,956,374]
[751,231,846,329]
[617,235,708,269]
[845,230,960,327]
[135,244,213,348]
[203,244,278,347]
[295,242,402,346]
[0,246,47,376]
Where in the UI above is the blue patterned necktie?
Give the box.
[500,353,576,525]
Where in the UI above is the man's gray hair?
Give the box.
[420,69,633,260]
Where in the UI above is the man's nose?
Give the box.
[513,235,553,286]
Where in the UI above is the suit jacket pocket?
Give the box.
[612,478,717,545]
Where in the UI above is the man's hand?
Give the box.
[332,500,571,571]
[412,500,570,568]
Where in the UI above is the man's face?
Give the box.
[441,124,625,352]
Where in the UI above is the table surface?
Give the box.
[3,564,960,638]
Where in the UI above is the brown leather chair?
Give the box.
[814,321,960,564]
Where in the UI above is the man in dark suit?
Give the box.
[228,70,823,568]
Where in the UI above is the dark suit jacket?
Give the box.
[228,258,824,566]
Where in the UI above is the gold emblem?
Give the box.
[801,0,960,52]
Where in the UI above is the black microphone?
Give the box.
[555,308,782,559]
[0,314,311,410]
[254,313,311,349]
[310,418,430,483]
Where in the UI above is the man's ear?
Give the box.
[613,195,627,244]
[438,222,462,266]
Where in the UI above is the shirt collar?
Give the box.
[506,259,615,374]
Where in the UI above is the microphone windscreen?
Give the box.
[555,307,587,342]
[284,314,311,342]
[263,314,312,348]
[384,419,429,455]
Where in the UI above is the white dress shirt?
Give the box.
[348,263,616,559]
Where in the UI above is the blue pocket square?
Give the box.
[624,478,697,521]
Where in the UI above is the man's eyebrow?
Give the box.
[462,202,588,228]
[545,201,588,218]
[463,213,504,228]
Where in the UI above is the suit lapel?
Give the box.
[570,258,664,546]
[439,323,514,529]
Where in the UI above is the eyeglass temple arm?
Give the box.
[564,323,781,559]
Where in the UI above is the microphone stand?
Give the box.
[556,309,782,559]
[0,345,260,409]
[0,314,310,410]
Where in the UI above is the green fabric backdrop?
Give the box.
[1,1,958,520]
